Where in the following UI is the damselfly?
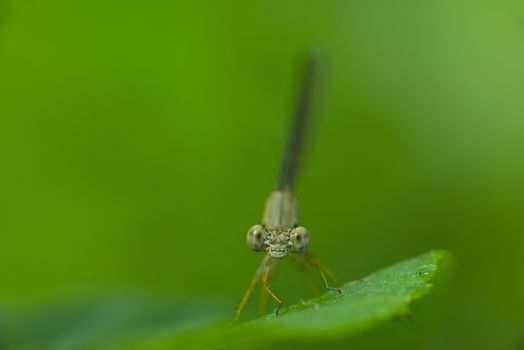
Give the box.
[233,53,341,323]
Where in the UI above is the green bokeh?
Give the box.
[1,0,523,349]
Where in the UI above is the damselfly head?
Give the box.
[246,224,311,258]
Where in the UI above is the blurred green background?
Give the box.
[1,0,524,349]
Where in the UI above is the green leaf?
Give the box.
[0,291,230,350]
[143,250,449,349]
[0,251,448,349]
[256,249,446,334]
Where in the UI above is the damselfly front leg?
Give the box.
[232,255,281,324]
[261,257,282,316]
[297,252,342,295]
[232,255,269,324]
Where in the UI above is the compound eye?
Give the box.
[247,225,266,251]
[291,226,310,253]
